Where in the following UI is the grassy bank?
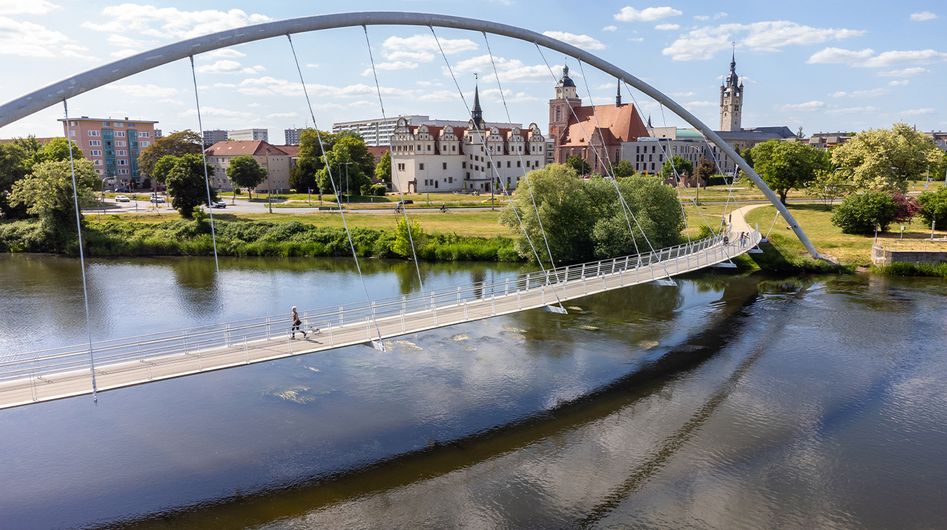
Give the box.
[0,216,520,262]
[872,262,947,278]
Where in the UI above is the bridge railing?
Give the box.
[0,232,759,385]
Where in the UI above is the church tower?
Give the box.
[548,65,582,154]
[719,49,743,131]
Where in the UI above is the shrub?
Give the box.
[831,191,898,234]
[891,193,920,223]
[917,188,947,228]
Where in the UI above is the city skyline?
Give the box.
[0,1,944,139]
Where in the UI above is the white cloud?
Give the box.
[0,16,88,58]
[110,49,138,59]
[542,31,606,50]
[82,4,271,40]
[602,25,618,32]
[179,106,250,118]
[877,67,928,77]
[671,90,696,97]
[382,34,477,63]
[831,88,888,98]
[808,47,947,68]
[614,6,682,22]
[305,63,319,69]
[655,23,680,31]
[104,83,178,98]
[628,37,645,43]
[898,107,935,116]
[664,21,863,61]
[0,0,59,15]
[265,112,297,119]
[203,48,246,59]
[452,54,557,83]
[779,100,826,111]
[694,12,728,21]
[888,79,910,87]
[195,60,265,74]
[826,105,878,115]
[683,100,716,108]
[360,61,420,76]
[909,11,937,22]
[236,76,411,99]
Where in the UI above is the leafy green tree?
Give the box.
[375,150,392,184]
[832,123,941,192]
[392,217,425,258]
[808,168,853,206]
[917,188,947,228]
[831,191,899,234]
[316,135,373,196]
[660,155,693,182]
[36,137,84,163]
[614,159,635,178]
[749,140,831,205]
[150,155,178,185]
[226,155,266,200]
[9,159,97,238]
[500,164,682,263]
[138,130,202,183]
[294,128,337,192]
[0,143,30,218]
[163,154,215,218]
[565,155,590,176]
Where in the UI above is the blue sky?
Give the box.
[1,1,944,140]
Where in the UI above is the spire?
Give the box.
[471,75,483,129]
[647,115,653,128]
[615,80,622,106]
[730,42,736,72]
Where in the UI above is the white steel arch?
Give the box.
[0,11,820,257]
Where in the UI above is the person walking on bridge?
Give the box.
[291,306,307,340]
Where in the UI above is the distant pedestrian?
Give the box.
[291,306,307,339]
[728,213,732,225]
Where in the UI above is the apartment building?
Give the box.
[59,116,157,188]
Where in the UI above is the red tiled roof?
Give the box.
[204,140,290,157]
[559,104,648,147]
[273,144,300,157]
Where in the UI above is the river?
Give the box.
[0,254,945,529]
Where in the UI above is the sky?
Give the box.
[0,0,945,141]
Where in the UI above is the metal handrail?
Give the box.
[0,232,760,384]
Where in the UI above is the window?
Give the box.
[115,131,126,137]
[507,161,511,168]
[442,162,447,170]
[118,168,129,175]
[448,177,453,183]
[91,150,102,156]
[69,130,76,137]
[117,150,127,156]
[451,145,456,152]
[462,162,466,169]
[516,160,521,168]
[139,132,150,138]
[88,130,100,137]
[140,141,150,147]
[69,120,77,126]
[117,159,128,166]
[116,141,127,147]
[397,163,405,171]
[427,144,431,151]
[115,122,124,128]
[419,163,425,170]
[94,160,102,166]
[487,162,491,168]
[89,140,102,146]
[416,144,421,150]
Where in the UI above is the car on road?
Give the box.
[149,196,166,204]
[210,201,227,208]
[114,195,130,203]
[395,199,414,207]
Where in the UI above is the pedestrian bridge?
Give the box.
[0,231,759,409]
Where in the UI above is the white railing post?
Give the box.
[226,324,231,348]
[266,317,271,340]
[244,336,249,364]
[526,273,531,291]
[401,296,407,332]
[505,278,510,295]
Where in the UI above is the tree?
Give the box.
[614,159,635,178]
[163,154,215,218]
[918,188,947,228]
[832,123,941,192]
[831,191,899,234]
[9,159,97,237]
[316,135,373,196]
[500,164,682,264]
[392,217,425,258]
[659,155,693,183]
[565,155,590,176]
[375,150,392,184]
[226,155,266,200]
[138,130,202,183]
[36,137,84,163]
[808,168,853,206]
[749,140,831,205]
[0,143,30,218]
[695,158,716,185]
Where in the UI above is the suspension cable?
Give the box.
[188,55,220,271]
[63,98,98,402]
[362,26,423,292]
[482,32,561,278]
[430,26,567,312]
[656,102,694,243]
[286,33,385,349]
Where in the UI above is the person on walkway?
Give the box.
[291,306,307,339]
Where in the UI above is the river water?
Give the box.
[0,254,945,529]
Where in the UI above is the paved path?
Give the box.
[0,233,760,410]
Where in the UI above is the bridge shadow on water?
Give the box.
[119,275,799,529]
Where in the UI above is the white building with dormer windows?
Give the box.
[390,86,546,193]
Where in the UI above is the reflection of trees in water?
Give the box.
[391,261,428,295]
[170,259,221,316]
[822,274,916,313]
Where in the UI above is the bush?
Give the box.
[367,183,387,197]
[917,188,947,228]
[831,191,898,234]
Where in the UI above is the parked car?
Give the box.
[114,195,130,203]
[149,196,166,204]
[395,199,414,207]
[211,201,226,209]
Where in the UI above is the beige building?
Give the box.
[390,87,546,194]
[58,116,157,188]
[204,140,292,193]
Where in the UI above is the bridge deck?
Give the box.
[0,232,760,409]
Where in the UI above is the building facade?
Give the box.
[332,115,520,147]
[390,87,545,194]
[59,116,157,188]
[548,65,649,174]
[204,140,293,193]
[284,128,302,145]
[621,129,715,177]
[719,50,743,132]
[203,129,228,147]
[227,128,268,142]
